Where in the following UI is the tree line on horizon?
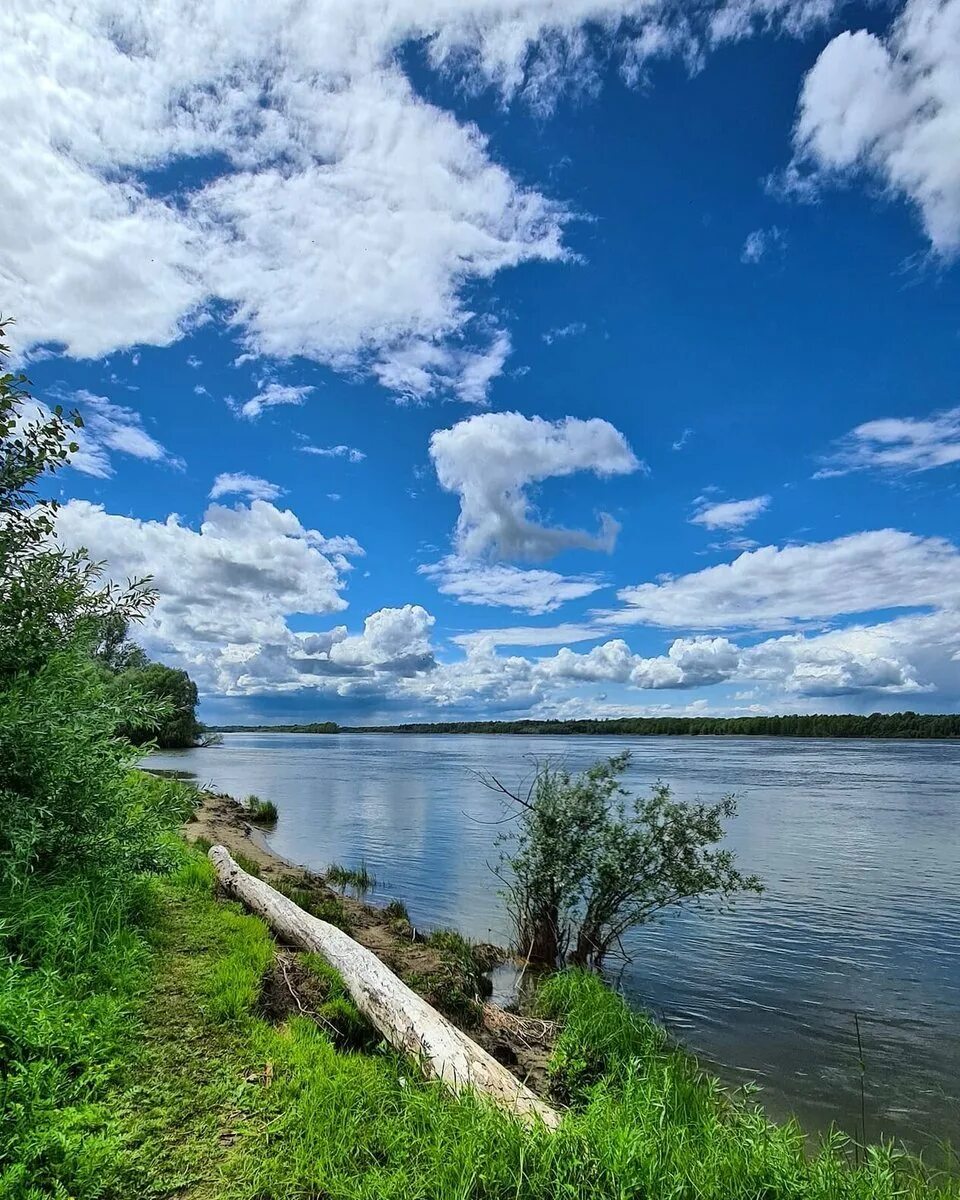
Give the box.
[210,712,960,739]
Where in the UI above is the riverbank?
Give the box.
[5,779,959,1198]
[183,789,554,1088]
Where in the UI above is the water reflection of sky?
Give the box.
[151,733,960,1155]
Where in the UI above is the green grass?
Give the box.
[382,897,409,922]
[244,795,278,826]
[4,846,958,1200]
[231,849,263,878]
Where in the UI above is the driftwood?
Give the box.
[208,845,560,1129]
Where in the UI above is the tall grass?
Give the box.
[244,794,278,826]
[326,861,376,893]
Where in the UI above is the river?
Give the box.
[150,732,960,1155]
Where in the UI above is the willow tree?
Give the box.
[489,753,762,970]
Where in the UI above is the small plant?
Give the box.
[232,850,263,878]
[325,861,376,894]
[245,795,278,826]
[383,897,409,921]
[300,955,375,1049]
[275,881,352,932]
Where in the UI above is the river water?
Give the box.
[150,732,960,1154]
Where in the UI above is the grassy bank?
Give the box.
[3,831,957,1199]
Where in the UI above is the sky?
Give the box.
[4,0,960,725]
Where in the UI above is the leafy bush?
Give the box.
[491,754,762,969]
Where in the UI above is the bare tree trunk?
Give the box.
[519,902,561,969]
[208,845,560,1129]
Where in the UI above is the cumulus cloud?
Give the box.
[422,606,959,712]
[17,390,181,479]
[429,411,639,561]
[1,1,588,398]
[231,382,314,421]
[209,473,283,501]
[327,606,436,673]
[420,556,605,614]
[53,498,364,690]
[1,0,857,401]
[788,0,960,255]
[612,530,960,629]
[741,623,928,696]
[53,494,959,709]
[541,635,741,688]
[690,494,770,530]
[817,406,960,476]
[300,444,367,463]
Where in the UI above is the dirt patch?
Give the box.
[183,791,558,1096]
[257,950,332,1024]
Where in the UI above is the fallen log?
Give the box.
[208,845,560,1129]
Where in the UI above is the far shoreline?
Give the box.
[204,713,960,740]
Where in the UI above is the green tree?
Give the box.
[0,321,154,679]
[119,661,202,748]
[0,317,186,882]
[490,753,763,970]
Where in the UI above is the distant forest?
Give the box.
[211,712,960,739]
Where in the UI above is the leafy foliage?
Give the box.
[116,661,203,748]
[492,753,762,969]
[0,320,155,681]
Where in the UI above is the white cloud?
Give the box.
[429,411,639,560]
[612,529,960,629]
[710,0,838,43]
[817,406,960,476]
[672,427,694,451]
[18,390,181,479]
[1,0,850,399]
[209,473,283,501]
[420,555,605,614]
[741,623,929,696]
[451,623,602,649]
[53,498,364,691]
[788,0,960,255]
[53,494,960,709]
[300,444,367,463]
[328,606,435,673]
[371,331,512,406]
[542,321,586,344]
[740,226,786,263]
[690,494,770,530]
[541,635,740,688]
[231,382,314,421]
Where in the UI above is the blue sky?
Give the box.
[5,0,960,723]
